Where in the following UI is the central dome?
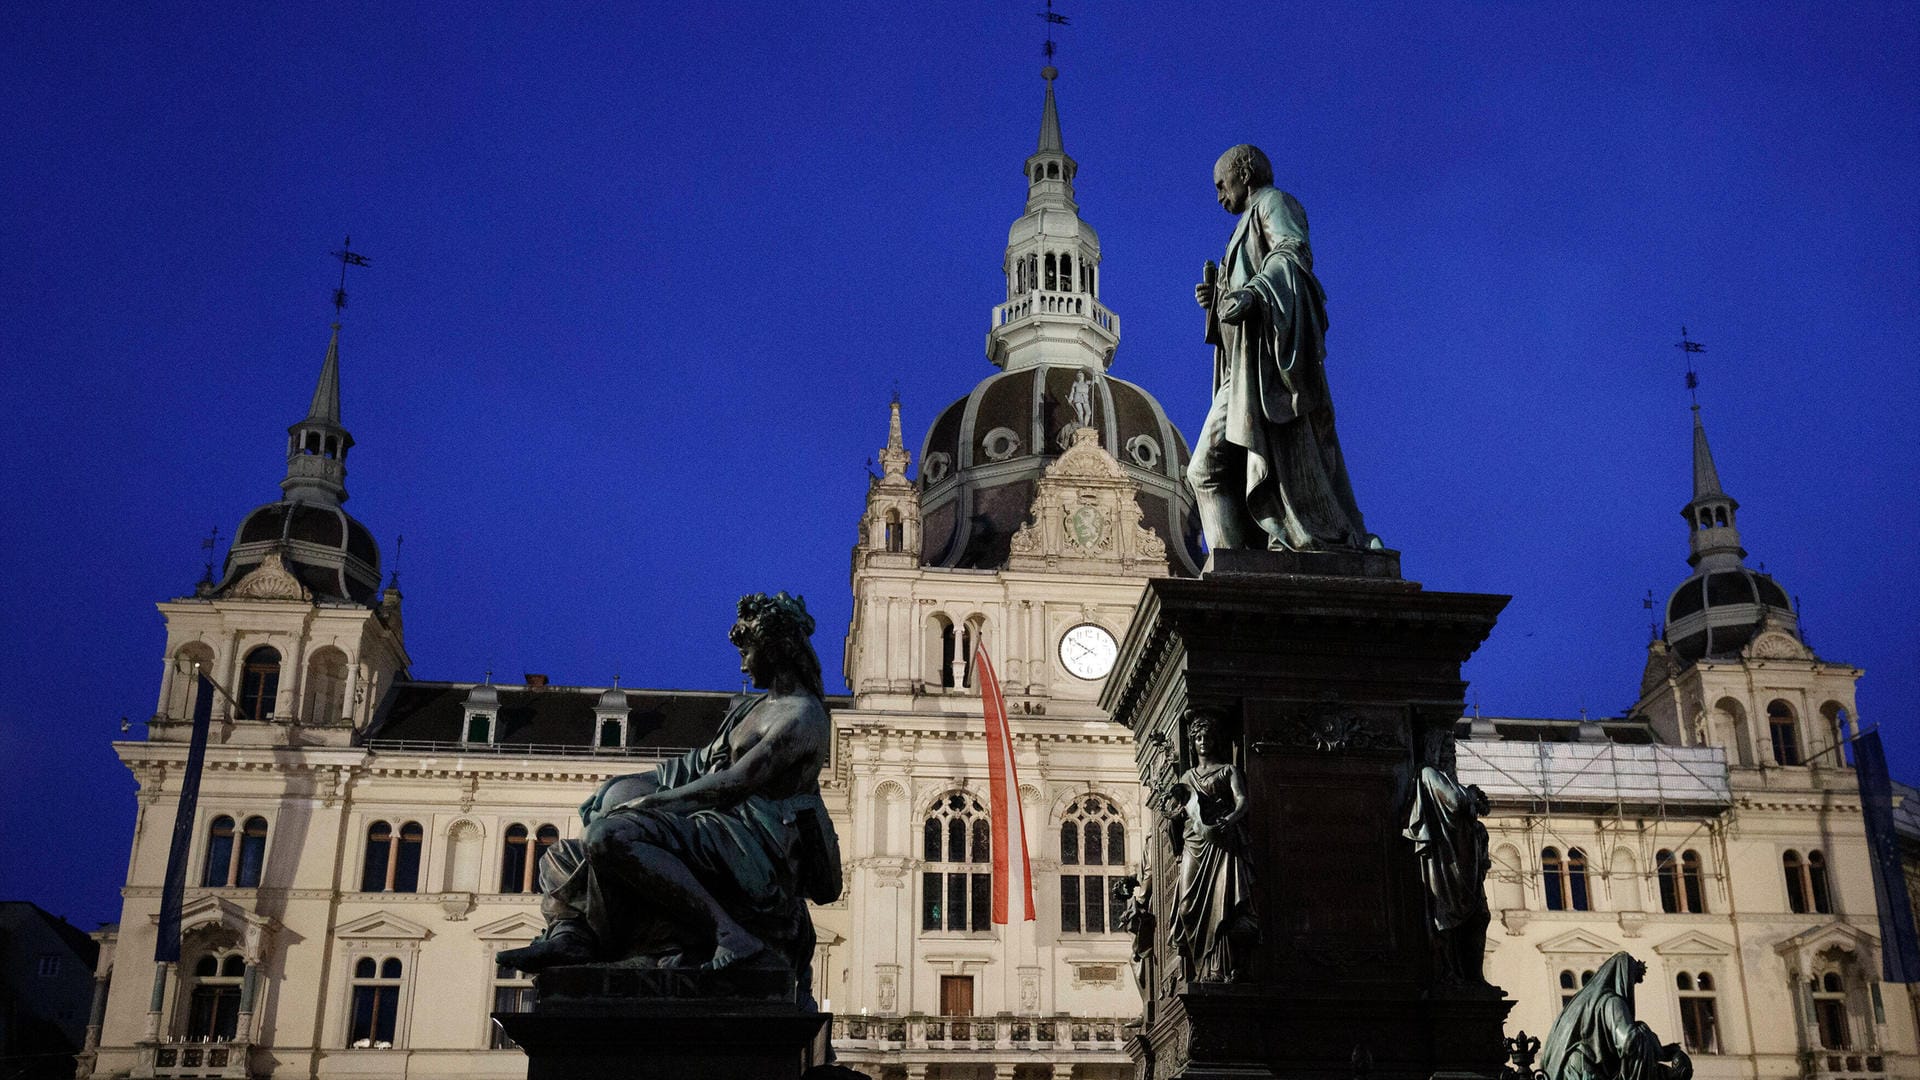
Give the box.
[918,363,1201,574]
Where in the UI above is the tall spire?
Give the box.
[1681,406,1743,570]
[281,323,356,505]
[1037,66,1064,154]
[986,66,1119,371]
[879,397,910,480]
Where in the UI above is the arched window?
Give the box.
[960,617,984,689]
[362,821,424,893]
[1059,796,1126,933]
[922,792,991,932]
[1678,971,1720,1053]
[1657,849,1707,913]
[303,647,350,725]
[239,647,280,721]
[202,816,235,888]
[928,614,956,689]
[1821,703,1852,766]
[202,815,268,888]
[1047,162,1059,179]
[347,957,403,1047]
[1045,253,1057,291]
[884,510,903,553]
[1784,851,1809,913]
[1060,253,1074,292]
[1768,700,1802,765]
[1813,970,1850,1049]
[167,643,216,719]
[500,824,557,894]
[1808,850,1832,913]
[236,816,267,887]
[1558,968,1593,1010]
[185,952,246,1041]
[1542,848,1565,911]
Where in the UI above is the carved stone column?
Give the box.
[1101,559,1513,1079]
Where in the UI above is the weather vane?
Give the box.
[1675,325,1705,409]
[1644,588,1658,641]
[199,525,221,587]
[330,235,371,316]
[1038,0,1068,64]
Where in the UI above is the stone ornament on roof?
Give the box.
[223,548,312,602]
[1008,428,1166,573]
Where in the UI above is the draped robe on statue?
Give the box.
[536,694,842,973]
[1189,186,1369,551]
[1541,952,1693,1080]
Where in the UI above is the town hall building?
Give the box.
[76,67,1916,1080]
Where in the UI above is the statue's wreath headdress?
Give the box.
[731,591,825,698]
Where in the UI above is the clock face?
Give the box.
[1059,623,1118,680]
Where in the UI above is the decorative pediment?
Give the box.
[224,550,311,602]
[335,910,432,942]
[1773,920,1878,971]
[150,895,277,960]
[472,911,545,941]
[1007,427,1167,576]
[1652,930,1731,957]
[1536,928,1621,956]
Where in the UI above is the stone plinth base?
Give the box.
[1202,545,1402,580]
[496,965,831,1080]
[1102,569,1512,1080]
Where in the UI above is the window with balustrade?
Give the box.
[1814,970,1852,1049]
[922,792,991,932]
[500,824,560,893]
[1059,795,1127,933]
[1676,971,1720,1053]
[185,952,245,1041]
[361,821,424,892]
[347,957,403,1048]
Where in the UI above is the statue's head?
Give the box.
[1466,784,1490,817]
[1185,706,1231,761]
[1213,144,1273,214]
[730,592,825,698]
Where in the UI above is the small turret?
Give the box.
[282,324,355,506]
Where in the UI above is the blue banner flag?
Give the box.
[1852,730,1920,982]
[155,673,215,963]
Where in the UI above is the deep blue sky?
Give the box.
[4,5,1915,929]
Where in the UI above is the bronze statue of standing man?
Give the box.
[1189,144,1373,553]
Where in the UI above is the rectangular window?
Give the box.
[36,956,59,977]
[1061,876,1081,933]
[1679,997,1719,1053]
[349,986,399,1045]
[922,872,942,931]
[489,986,535,1049]
[946,873,968,931]
[1816,999,1850,1049]
[1083,875,1106,933]
[1109,877,1129,932]
[970,873,991,932]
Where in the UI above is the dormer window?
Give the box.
[465,711,495,745]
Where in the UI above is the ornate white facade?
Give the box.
[78,67,1917,1080]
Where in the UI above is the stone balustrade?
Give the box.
[991,290,1118,335]
[830,1013,1126,1052]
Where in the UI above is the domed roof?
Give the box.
[917,363,1202,574]
[596,686,630,712]
[215,498,382,606]
[1664,566,1797,663]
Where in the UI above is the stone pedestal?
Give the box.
[1100,561,1513,1080]
[496,965,831,1080]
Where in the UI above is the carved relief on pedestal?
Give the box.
[1007,427,1168,575]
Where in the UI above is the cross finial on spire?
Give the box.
[1038,0,1068,67]
[330,236,371,316]
[1644,588,1658,641]
[1675,326,1705,409]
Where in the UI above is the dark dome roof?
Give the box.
[917,363,1201,574]
[217,499,382,606]
[1664,566,1797,663]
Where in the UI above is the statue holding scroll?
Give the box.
[1188,144,1373,553]
[1154,708,1257,983]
